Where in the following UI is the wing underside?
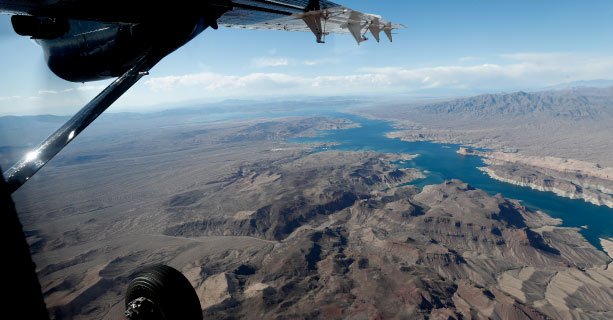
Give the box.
[220,1,405,44]
[0,0,404,44]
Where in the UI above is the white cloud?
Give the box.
[145,72,305,91]
[499,52,573,62]
[251,57,290,68]
[458,56,480,63]
[0,95,23,101]
[302,58,340,66]
[37,88,74,95]
[4,52,613,115]
[137,53,613,108]
[359,53,613,90]
[0,82,110,116]
[144,71,397,98]
[77,84,106,92]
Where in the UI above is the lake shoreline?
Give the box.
[294,113,613,251]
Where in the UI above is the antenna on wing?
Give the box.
[383,22,394,42]
[368,18,381,42]
[342,10,368,44]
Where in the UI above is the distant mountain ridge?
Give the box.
[419,87,613,120]
[545,79,613,90]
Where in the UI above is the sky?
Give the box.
[1,0,613,115]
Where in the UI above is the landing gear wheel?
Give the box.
[125,264,202,320]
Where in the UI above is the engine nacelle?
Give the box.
[11,15,69,40]
[24,18,208,82]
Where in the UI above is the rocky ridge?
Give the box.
[157,151,612,320]
[469,150,613,208]
[479,166,613,208]
[186,178,612,320]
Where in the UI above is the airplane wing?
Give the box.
[220,1,405,44]
[0,0,404,45]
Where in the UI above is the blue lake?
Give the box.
[293,113,613,250]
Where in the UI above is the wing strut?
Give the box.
[3,54,156,194]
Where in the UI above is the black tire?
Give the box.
[126,264,202,320]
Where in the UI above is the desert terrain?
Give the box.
[5,108,612,319]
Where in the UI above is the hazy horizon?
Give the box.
[3,78,613,117]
